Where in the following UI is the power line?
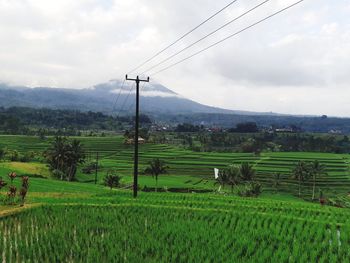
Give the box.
[128,0,239,74]
[116,82,135,118]
[127,82,148,114]
[111,79,126,116]
[150,0,304,76]
[142,0,270,75]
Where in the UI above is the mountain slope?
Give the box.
[0,81,252,115]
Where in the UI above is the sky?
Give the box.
[0,0,349,116]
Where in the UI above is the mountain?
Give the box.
[0,80,274,116]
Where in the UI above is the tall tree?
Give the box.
[292,161,311,197]
[144,158,168,191]
[225,165,241,193]
[45,136,85,181]
[215,170,228,191]
[240,163,256,181]
[66,139,85,181]
[310,160,327,200]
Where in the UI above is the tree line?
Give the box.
[0,107,153,135]
[169,132,350,154]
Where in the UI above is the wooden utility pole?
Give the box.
[126,75,150,198]
[95,152,99,184]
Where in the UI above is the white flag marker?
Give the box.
[214,168,219,179]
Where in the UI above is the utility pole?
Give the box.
[95,152,99,184]
[126,75,150,198]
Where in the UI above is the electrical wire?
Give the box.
[141,0,270,75]
[150,0,304,76]
[111,79,126,117]
[116,82,135,118]
[127,82,148,114]
[128,0,239,74]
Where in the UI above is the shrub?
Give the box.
[104,171,122,190]
[237,182,262,197]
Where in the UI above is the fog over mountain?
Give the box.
[0,80,272,116]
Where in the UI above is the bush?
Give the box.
[104,171,122,190]
[237,182,262,197]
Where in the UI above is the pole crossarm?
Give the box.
[125,75,150,198]
[126,75,150,83]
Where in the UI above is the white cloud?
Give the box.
[0,0,349,116]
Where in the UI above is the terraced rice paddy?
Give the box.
[1,191,350,262]
[1,135,349,198]
[1,135,350,262]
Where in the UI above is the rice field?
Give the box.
[1,135,350,198]
[1,191,350,262]
[1,134,350,262]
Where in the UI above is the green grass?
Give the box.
[2,189,350,262]
[1,161,350,262]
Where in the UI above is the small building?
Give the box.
[275,128,294,133]
[329,129,342,135]
[125,137,146,145]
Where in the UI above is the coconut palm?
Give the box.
[66,139,85,181]
[240,163,256,181]
[215,170,228,191]
[225,165,241,193]
[144,158,168,191]
[104,171,122,190]
[310,160,327,200]
[292,161,311,197]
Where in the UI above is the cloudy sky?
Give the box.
[0,0,349,116]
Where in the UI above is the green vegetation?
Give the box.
[173,131,350,154]
[45,136,85,181]
[144,158,169,189]
[1,190,350,262]
[1,135,350,200]
[1,134,350,261]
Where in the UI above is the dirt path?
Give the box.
[0,204,40,218]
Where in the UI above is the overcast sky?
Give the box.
[0,0,349,116]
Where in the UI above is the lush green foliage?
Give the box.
[144,158,169,188]
[104,170,122,190]
[1,191,350,262]
[45,136,85,181]
[0,107,134,135]
[1,135,350,200]
[182,132,350,153]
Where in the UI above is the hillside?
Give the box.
[0,81,241,115]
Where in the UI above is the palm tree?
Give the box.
[240,163,256,181]
[45,137,85,181]
[215,170,228,191]
[310,160,327,200]
[225,165,241,193]
[66,139,85,181]
[104,171,122,190]
[144,158,168,191]
[292,161,310,197]
[45,136,68,180]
